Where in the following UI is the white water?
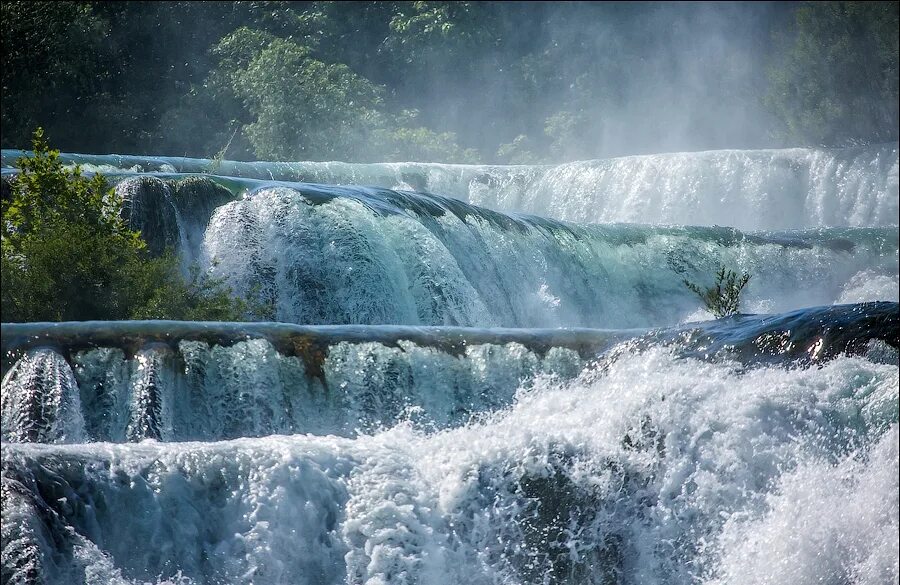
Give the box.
[465,146,900,229]
[0,350,86,444]
[200,186,898,328]
[3,339,582,443]
[3,349,897,585]
[5,143,897,229]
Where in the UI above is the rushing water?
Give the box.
[2,143,899,229]
[1,145,898,585]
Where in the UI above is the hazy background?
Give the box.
[2,1,897,163]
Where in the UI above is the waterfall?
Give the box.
[4,143,898,229]
[1,141,897,584]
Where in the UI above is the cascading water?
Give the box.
[198,185,898,327]
[4,143,898,229]
[0,350,85,444]
[1,143,898,585]
[2,339,897,585]
[4,305,894,445]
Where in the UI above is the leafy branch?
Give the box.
[683,265,751,318]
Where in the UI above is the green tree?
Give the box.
[208,26,477,162]
[1,129,246,322]
[385,1,499,67]
[765,1,899,146]
[496,134,540,165]
[370,110,479,162]
[211,27,384,161]
[2,2,821,162]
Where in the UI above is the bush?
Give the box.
[1,129,246,322]
[683,265,751,318]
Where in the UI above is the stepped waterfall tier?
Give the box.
[5,152,898,328]
[3,143,898,230]
[2,145,898,585]
[3,305,896,445]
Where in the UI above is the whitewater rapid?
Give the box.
[3,345,897,585]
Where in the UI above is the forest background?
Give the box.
[3,1,898,164]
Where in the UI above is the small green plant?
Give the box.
[683,265,751,318]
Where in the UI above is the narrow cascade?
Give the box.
[124,346,176,442]
[0,349,85,444]
[1,475,68,585]
[116,175,235,263]
[116,176,181,256]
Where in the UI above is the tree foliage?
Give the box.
[765,1,899,146]
[1,1,113,150]
[1,129,247,322]
[214,28,385,161]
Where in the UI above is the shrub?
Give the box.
[1,128,246,322]
[683,265,751,318]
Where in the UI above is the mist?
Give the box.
[399,2,791,161]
